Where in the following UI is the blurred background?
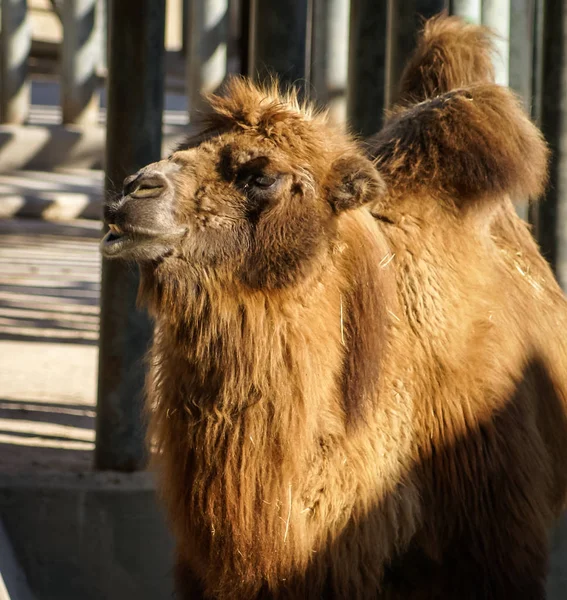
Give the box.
[0,1,566,599]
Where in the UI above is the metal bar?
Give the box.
[537,0,567,290]
[0,0,31,124]
[312,0,350,126]
[482,0,511,85]
[509,0,536,221]
[95,0,166,471]
[249,0,311,90]
[304,0,315,86]
[61,0,102,125]
[531,0,545,126]
[187,0,229,113]
[346,0,389,136]
[510,0,535,110]
[529,0,545,232]
[182,0,190,54]
[100,0,108,71]
[239,0,251,76]
[386,0,448,107]
[450,0,482,23]
[227,0,240,74]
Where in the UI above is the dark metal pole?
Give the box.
[346,0,389,136]
[537,0,567,291]
[386,0,447,107]
[0,0,31,123]
[182,0,191,55]
[249,0,311,89]
[509,0,536,222]
[510,0,537,122]
[95,0,166,471]
[239,0,251,76]
[529,0,545,231]
[532,0,546,128]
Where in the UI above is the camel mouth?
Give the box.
[101,224,158,257]
[101,225,136,257]
[101,223,186,259]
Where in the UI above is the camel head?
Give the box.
[101,78,385,289]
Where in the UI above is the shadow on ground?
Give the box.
[0,218,101,345]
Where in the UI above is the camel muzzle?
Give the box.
[101,161,185,260]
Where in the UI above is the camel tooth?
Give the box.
[108,224,123,234]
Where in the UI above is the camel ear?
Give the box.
[326,154,386,213]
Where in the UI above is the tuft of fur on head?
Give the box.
[176,76,326,150]
[370,85,549,207]
[205,76,321,127]
[396,14,496,105]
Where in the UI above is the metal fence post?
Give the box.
[182,0,190,54]
[449,0,481,23]
[386,0,448,107]
[0,0,31,124]
[186,0,229,113]
[346,0,389,136]
[95,0,166,471]
[61,0,103,125]
[238,0,251,76]
[311,0,350,126]
[537,0,567,291]
[510,0,536,110]
[531,0,545,128]
[249,0,311,90]
[508,0,536,221]
[482,0,511,85]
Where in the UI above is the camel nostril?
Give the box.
[127,173,168,199]
[123,173,141,197]
[123,173,138,189]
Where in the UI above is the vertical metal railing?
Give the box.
[186,0,229,113]
[346,0,389,136]
[249,0,311,90]
[0,0,105,125]
[386,0,448,106]
[510,0,536,110]
[482,0,511,85]
[61,0,103,125]
[0,0,31,123]
[312,0,350,125]
[0,1,549,130]
[96,0,166,471]
[450,0,482,22]
[538,0,567,291]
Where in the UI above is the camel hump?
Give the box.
[370,84,548,206]
[397,14,496,105]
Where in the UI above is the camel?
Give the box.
[101,15,567,599]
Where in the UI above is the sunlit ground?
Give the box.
[0,218,100,472]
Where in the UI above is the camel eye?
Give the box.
[237,157,278,191]
[251,174,277,189]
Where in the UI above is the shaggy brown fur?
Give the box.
[102,15,567,600]
[396,14,495,104]
[371,85,548,205]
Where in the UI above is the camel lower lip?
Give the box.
[100,229,135,256]
[100,227,185,258]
